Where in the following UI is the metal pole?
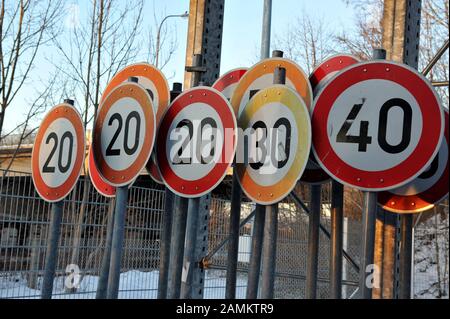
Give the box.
[422,39,449,76]
[157,83,182,299]
[260,204,278,298]
[106,186,128,299]
[260,0,272,59]
[167,196,189,299]
[259,66,285,299]
[180,197,200,298]
[96,198,116,299]
[225,170,242,299]
[399,214,413,299]
[305,184,321,299]
[359,192,377,299]
[330,181,344,299]
[246,204,266,299]
[41,200,64,299]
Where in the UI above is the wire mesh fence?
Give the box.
[0,169,447,299]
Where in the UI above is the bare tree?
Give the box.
[0,0,63,142]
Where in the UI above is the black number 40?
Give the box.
[336,98,412,154]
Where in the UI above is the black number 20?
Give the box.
[336,98,413,154]
[42,131,74,173]
[105,111,141,156]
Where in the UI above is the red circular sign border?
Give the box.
[88,145,115,198]
[212,68,248,93]
[312,61,444,191]
[31,104,85,202]
[156,86,237,198]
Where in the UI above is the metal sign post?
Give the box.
[330,181,344,299]
[31,99,85,299]
[305,184,321,299]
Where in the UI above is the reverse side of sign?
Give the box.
[312,61,444,191]
[212,68,247,100]
[378,108,449,213]
[102,63,170,184]
[156,86,237,198]
[302,54,360,184]
[31,103,85,202]
[236,85,311,205]
[230,58,312,117]
[93,82,156,187]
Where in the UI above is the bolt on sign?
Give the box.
[378,108,449,213]
[235,85,311,205]
[31,103,85,202]
[301,54,360,185]
[93,82,156,187]
[101,63,170,184]
[230,57,313,117]
[312,61,444,191]
[156,86,237,198]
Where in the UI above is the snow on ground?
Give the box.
[0,269,247,299]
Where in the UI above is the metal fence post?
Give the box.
[157,82,182,299]
[305,184,321,299]
[225,170,242,299]
[330,181,344,299]
[106,186,128,299]
[246,204,266,299]
[41,200,64,299]
[359,192,377,299]
[96,198,116,299]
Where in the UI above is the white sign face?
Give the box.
[327,79,422,172]
[390,137,448,196]
[136,76,159,113]
[237,74,296,116]
[166,102,224,181]
[100,97,146,171]
[245,102,299,186]
[38,118,78,188]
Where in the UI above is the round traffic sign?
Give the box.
[302,55,360,185]
[31,103,85,202]
[93,82,156,187]
[156,86,237,198]
[312,61,444,191]
[101,62,170,184]
[236,85,311,205]
[212,68,247,100]
[230,58,312,116]
[88,145,115,197]
[378,108,449,213]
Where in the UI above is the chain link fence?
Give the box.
[0,169,447,299]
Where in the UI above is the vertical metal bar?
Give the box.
[359,192,377,299]
[246,204,266,299]
[96,198,116,299]
[106,186,128,299]
[180,197,200,298]
[260,0,272,59]
[260,204,278,298]
[225,170,242,299]
[399,214,413,299]
[259,66,285,299]
[157,83,182,299]
[167,196,189,299]
[41,200,64,299]
[330,181,344,299]
[305,184,321,299]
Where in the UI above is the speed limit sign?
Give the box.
[312,61,444,191]
[230,58,312,116]
[156,87,237,198]
[31,103,85,202]
[88,145,115,197]
[102,63,170,184]
[212,68,247,100]
[378,108,449,213]
[236,85,311,205]
[302,55,360,184]
[93,82,156,187]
